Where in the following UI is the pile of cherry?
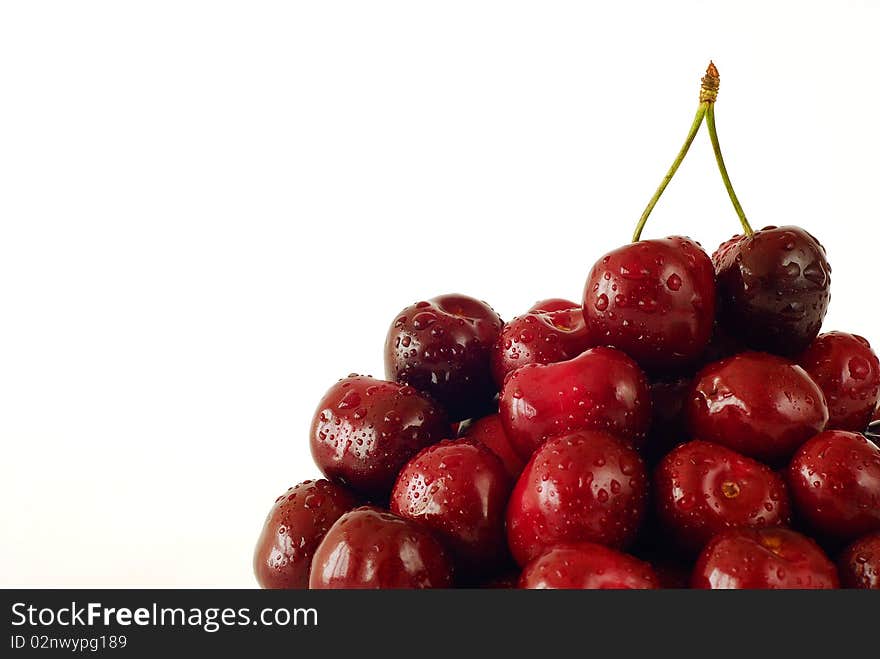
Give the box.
[254,64,880,589]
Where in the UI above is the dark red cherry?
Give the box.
[692,527,838,589]
[506,430,648,566]
[459,413,525,479]
[491,299,592,387]
[582,236,716,372]
[384,294,502,421]
[253,479,357,589]
[798,331,880,431]
[838,532,880,589]
[310,375,450,498]
[499,347,651,460]
[655,441,791,553]
[688,352,828,464]
[788,430,880,541]
[713,226,831,356]
[309,507,453,589]
[390,439,511,571]
[519,542,659,589]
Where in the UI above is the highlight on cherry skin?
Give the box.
[253,62,880,589]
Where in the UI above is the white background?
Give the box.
[1,1,878,586]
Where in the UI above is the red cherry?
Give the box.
[519,542,659,589]
[506,430,648,566]
[692,527,838,589]
[655,441,791,553]
[582,236,716,372]
[713,226,831,356]
[491,300,592,386]
[459,413,525,479]
[838,532,880,589]
[253,479,357,589]
[787,430,880,540]
[309,507,453,589]
[384,294,503,421]
[390,439,511,571]
[798,332,880,431]
[499,347,651,460]
[310,375,450,498]
[688,352,828,464]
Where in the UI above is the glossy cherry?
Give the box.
[390,439,511,571]
[499,346,651,460]
[253,479,357,589]
[688,352,828,464]
[459,413,525,479]
[787,430,880,540]
[310,375,450,498]
[798,331,880,431]
[838,532,880,589]
[713,226,831,356]
[582,236,716,372]
[491,298,592,386]
[385,294,502,421]
[309,507,453,589]
[692,527,838,589]
[655,441,791,553]
[519,542,659,589]
[506,430,648,566]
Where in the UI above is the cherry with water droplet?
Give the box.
[519,542,659,589]
[385,294,503,422]
[714,226,831,356]
[499,346,651,460]
[655,440,791,553]
[582,236,716,372]
[838,531,880,589]
[506,430,648,566]
[253,479,357,589]
[798,331,880,431]
[687,352,829,464]
[491,298,592,386]
[390,439,512,573]
[310,375,450,498]
[787,430,880,541]
[692,527,838,589]
[309,506,454,588]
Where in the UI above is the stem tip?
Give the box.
[700,61,720,103]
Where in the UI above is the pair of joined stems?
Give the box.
[631,63,754,243]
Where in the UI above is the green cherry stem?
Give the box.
[705,103,754,236]
[632,62,721,243]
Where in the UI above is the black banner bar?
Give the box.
[1,589,871,656]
